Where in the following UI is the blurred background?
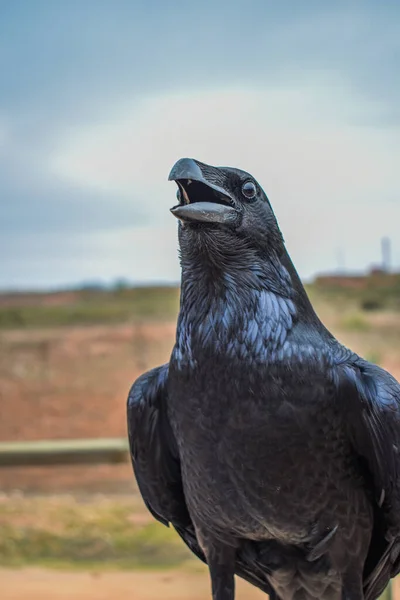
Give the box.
[1,1,400,598]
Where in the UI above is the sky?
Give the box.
[1,0,400,290]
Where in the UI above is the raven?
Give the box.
[127,158,400,600]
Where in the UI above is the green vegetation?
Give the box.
[340,314,370,332]
[312,273,400,312]
[1,274,400,329]
[364,351,382,365]
[0,286,180,329]
[0,495,194,569]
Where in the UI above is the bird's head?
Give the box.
[169,158,284,264]
[169,158,323,329]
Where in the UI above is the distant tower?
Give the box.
[381,237,391,272]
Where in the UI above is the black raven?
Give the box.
[127,158,400,600]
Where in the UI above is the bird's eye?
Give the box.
[176,188,182,203]
[241,181,257,199]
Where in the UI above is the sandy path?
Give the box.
[0,568,266,600]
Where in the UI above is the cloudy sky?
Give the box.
[1,1,400,290]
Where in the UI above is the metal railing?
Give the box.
[0,437,129,467]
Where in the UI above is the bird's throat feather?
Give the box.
[173,267,298,368]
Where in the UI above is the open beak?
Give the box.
[168,158,238,224]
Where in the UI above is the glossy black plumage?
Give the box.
[127,158,400,600]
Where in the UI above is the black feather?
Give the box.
[127,158,400,600]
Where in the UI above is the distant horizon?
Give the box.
[0,266,395,295]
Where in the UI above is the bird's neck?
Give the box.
[180,250,293,309]
[174,247,326,368]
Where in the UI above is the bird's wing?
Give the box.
[127,364,193,529]
[127,363,279,597]
[335,357,400,599]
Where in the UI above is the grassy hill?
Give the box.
[0,286,180,329]
[1,273,400,329]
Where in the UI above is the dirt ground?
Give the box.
[2,568,399,600]
[0,568,265,600]
[0,322,175,492]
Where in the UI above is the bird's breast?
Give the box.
[168,358,367,543]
